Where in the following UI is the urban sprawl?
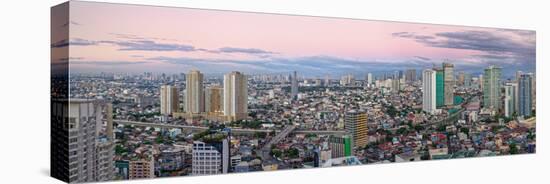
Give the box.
[59,63,536,182]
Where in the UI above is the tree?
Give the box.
[509,143,519,154]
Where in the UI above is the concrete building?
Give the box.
[186,70,204,114]
[405,69,416,83]
[205,86,224,114]
[160,85,179,115]
[504,83,518,117]
[435,68,445,108]
[291,71,299,99]
[66,99,115,183]
[344,110,368,148]
[129,157,155,179]
[223,71,248,121]
[192,133,230,175]
[483,65,502,111]
[443,63,455,106]
[366,73,373,85]
[518,73,533,117]
[329,135,353,158]
[422,69,437,114]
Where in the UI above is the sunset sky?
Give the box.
[53,1,536,78]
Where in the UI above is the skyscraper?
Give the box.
[160,85,179,115]
[443,62,454,106]
[435,68,445,108]
[422,69,437,114]
[518,73,533,117]
[291,71,298,99]
[192,131,230,175]
[344,110,368,148]
[224,71,248,121]
[457,71,465,86]
[483,65,502,111]
[504,83,518,118]
[367,73,373,85]
[391,78,400,93]
[186,70,204,114]
[66,99,115,183]
[405,69,417,83]
[205,86,224,114]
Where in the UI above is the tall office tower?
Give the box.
[344,110,368,148]
[391,78,400,93]
[518,74,533,117]
[435,68,445,108]
[291,71,299,100]
[504,83,518,117]
[160,85,179,115]
[324,74,330,87]
[464,73,472,88]
[129,157,155,179]
[443,62,455,106]
[367,73,373,85]
[186,70,204,113]
[329,135,353,158]
[422,69,437,114]
[458,71,465,86]
[192,131,230,175]
[405,69,417,82]
[479,74,484,91]
[483,65,502,111]
[205,86,224,114]
[65,99,115,183]
[515,71,523,82]
[106,103,114,139]
[224,71,248,121]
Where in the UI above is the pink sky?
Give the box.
[60,1,535,75]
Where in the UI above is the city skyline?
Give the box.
[53,1,535,77]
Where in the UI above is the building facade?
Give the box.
[483,65,502,111]
[443,63,455,106]
[223,71,248,121]
[160,85,179,115]
[344,110,368,148]
[422,69,437,114]
[186,70,205,114]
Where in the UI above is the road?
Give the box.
[113,120,345,135]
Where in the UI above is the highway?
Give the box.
[113,120,345,135]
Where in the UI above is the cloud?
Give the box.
[98,40,196,51]
[414,56,431,61]
[70,61,151,65]
[217,47,275,54]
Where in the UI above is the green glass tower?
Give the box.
[435,69,445,107]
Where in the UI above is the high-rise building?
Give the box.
[405,69,417,82]
[160,85,179,115]
[464,73,472,88]
[291,71,298,99]
[129,157,155,179]
[422,69,437,114]
[192,131,230,175]
[483,65,502,111]
[340,74,355,87]
[205,86,224,114]
[391,78,400,93]
[224,71,248,121]
[435,68,445,108]
[186,70,204,113]
[367,73,373,85]
[329,135,353,158]
[344,110,368,148]
[66,99,115,183]
[504,83,518,118]
[443,63,455,106]
[518,73,533,117]
[457,71,465,86]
